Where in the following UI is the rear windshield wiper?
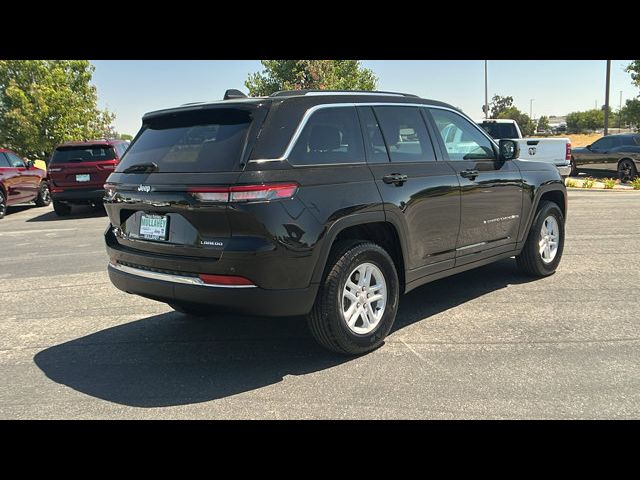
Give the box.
[122,162,159,174]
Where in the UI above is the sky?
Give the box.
[92,60,637,136]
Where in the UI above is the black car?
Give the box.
[104,89,567,355]
[571,133,640,181]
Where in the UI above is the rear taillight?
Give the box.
[198,274,254,286]
[104,183,116,197]
[188,183,298,203]
[566,143,572,161]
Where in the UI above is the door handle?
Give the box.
[460,169,479,179]
[382,173,408,186]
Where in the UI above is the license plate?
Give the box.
[139,214,169,241]
[76,174,90,182]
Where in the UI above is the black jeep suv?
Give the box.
[104,89,567,355]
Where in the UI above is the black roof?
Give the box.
[142,90,458,121]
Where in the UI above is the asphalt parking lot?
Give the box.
[1,191,639,419]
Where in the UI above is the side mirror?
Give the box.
[585,144,591,150]
[499,139,519,161]
[25,159,34,168]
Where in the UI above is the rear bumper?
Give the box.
[556,164,572,177]
[107,262,318,317]
[51,187,104,203]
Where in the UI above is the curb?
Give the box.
[566,187,640,192]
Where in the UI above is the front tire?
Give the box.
[0,190,6,219]
[35,181,51,207]
[570,156,578,176]
[516,200,565,277]
[307,241,400,355]
[53,200,71,217]
[618,159,638,183]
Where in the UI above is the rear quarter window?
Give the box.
[288,107,365,166]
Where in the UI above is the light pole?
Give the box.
[484,60,489,119]
[530,99,534,120]
[604,60,611,136]
[619,90,623,129]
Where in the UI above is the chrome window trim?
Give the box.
[248,102,498,167]
[109,262,257,288]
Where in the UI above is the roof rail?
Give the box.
[269,89,419,98]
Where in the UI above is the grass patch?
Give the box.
[631,177,640,190]
[603,178,616,189]
[565,178,578,187]
[582,178,595,189]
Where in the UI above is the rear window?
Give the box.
[116,108,253,173]
[51,145,116,163]
[479,122,519,139]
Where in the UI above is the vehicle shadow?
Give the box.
[5,205,37,216]
[26,206,106,222]
[34,258,535,408]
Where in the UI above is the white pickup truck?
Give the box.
[478,119,572,177]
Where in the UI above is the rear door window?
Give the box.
[357,106,389,163]
[51,146,116,163]
[373,106,436,162]
[288,107,365,166]
[116,108,254,173]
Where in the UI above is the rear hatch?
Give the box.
[49,144,118,189]
[104,104,268,260]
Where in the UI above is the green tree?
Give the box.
[566,109,605,133]
[537,115,550,132]
[489,95,514,118]
[0,60,115,158]
[118,133,133,141]
[620,98,640,131]
[245,60,377,96]
[625,60,640,89]
[497,106,536,136]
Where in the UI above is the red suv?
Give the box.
[48,139,129,216]
[0,148,50,219]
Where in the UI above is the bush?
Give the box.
[582,178,595,189]
[603,178,616,189]
[631,177,640,190]
[565,178,577,188]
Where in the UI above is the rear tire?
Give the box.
[35,181,51,207]
[53,200,71,217]
[307,241,400,355]
[618,159,637,183]
[516,200,565,277]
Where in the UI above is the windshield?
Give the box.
[51,145,116,163]
[116,108,254,173]
[479,122,519,139]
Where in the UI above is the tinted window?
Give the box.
[289,107,364,165]
[51,146,116,164]
[622,135,640,147]
[6,152,26,167]
[373,106,436,162]
[591,136,614,150]
[479,122,519,139]
[357,106,389,163]
[633,136,640,146]
[117,108,253,173]
[430,109,495,161]
[0,153,10,167]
